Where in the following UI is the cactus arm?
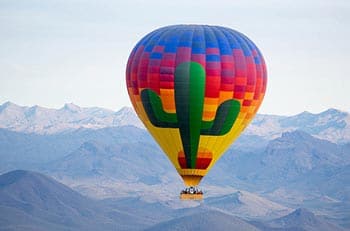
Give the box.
[200,120,212,130]
[201,99,240,135]
[141,89,178,128]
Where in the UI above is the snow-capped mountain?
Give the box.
[0,101,143,134]
[0,101,349,143]
[245,109,350,144]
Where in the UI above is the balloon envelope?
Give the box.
[126,25,267,186]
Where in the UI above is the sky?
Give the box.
[1,0,349,115]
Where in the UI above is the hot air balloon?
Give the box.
[125,25,267,200]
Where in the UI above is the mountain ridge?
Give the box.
[0,170,153,231]
[1,101,349,143]
[0,101,144,134]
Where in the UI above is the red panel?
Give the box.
[162,59,175,67]
[163,53,176,59]
[221,62,234,69]
[221,83,234,91]
[195,158,212,169]
[221,76,234,84]
[206,47,220,54]
[129,46,145,95]
[205,76,221,97]
[206,61,220,69]
[206,69,220,76]
[138,79,148,88]
[243,100,252,106]
[191,54,206,66]
[153,45,164,52]
[221,69,234,78]
[161,53,176,67]
[138,53,150,82]
[246,61,256,85]
[234,92,245,99]
[206,61,221,76]
[148,74,160,94]
[235,67,247,78]
[221,55,233,62]
[233,49,244,57]
[159,73,174,82]
[252,49,258,56]
[245,56,254,64]
[160,81,174,89]
[235,77,247,85]
[233,49,247,77]
[255,64,263,79]
[178,157,187,169]
[176,47,192,65]
[245,85,255,92]
[234,85,245,92]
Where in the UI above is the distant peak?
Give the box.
[273,207,319,227]
[115,106,135,115]
[288,208,315,219]
[62,103,81,112]
[281,130,313,140]
[28,105,45,110]
[320,108,343,115]
[0,101,19,109]
[0,101,23,113]
[0,170,34,187]
[294,208,312,215]
[4,169,29,176]
[292,108,347,118]
[299,111,313,115]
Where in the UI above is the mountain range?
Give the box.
[0,170,346,231]
[0,101,144,134]
[0,170,151,231]
[1,102,349,143]
[0,102,349,230]
[246,109,350,144]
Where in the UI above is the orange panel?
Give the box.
[219,91,233,104]
[204,97,219,105]
[202,111,216,120]
[160,89,176,112]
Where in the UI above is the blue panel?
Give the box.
[191,27,205,54]
[164,43,177,53]
[164,29,180,53]
[150,52,162,59]
[142,30,162,52]
[192,42,205,54]
[212,27,231,55]
[206,54,220,62]
[254,56,261,64]
[178,30,193,47]
[222,30,239,50]
[145,44,155,52]
[232,33,252,56]
[204,26,218,48]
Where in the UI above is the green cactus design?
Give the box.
[141,61,240,168]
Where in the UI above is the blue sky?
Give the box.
[1,0,349,115]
